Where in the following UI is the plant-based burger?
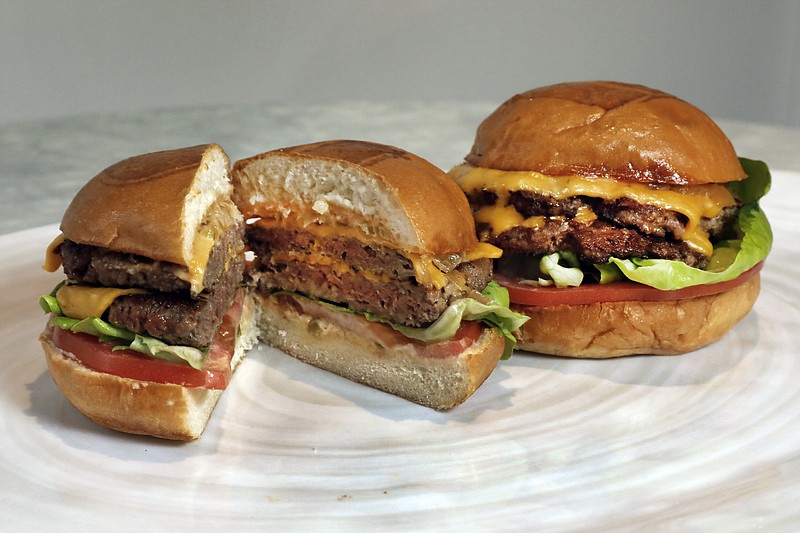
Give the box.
[40,144,258,440]
[231,140,528,409]
[450,81,772,357]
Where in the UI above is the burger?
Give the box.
[231,140,528,409]
[449,81,772,357]
[39,144,259,440]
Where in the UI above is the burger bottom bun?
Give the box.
[253,293,505,410]
[40,293,260,441]
[513,274,761,358]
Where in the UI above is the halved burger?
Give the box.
[231,140,528,409]
[450,81,772,357]
[39,144,258,440]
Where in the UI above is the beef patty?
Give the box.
[59,223,245,349]
[246,225,493,327]
[472,190,739,267]
[60,222,245,293]
[107,252,244,349]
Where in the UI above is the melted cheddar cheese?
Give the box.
[186,229,216,295]
[184,198,241,295]
[464,242,504,262]
[252,218,501,290]
[473,205,549,235]
[451,164,736,256]
[43,234,65,272]
[56,285,147,320]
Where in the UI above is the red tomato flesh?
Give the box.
[51,293,244,390]
[496,262,764,307]
[414,320,483,359]
[276,293,483,359]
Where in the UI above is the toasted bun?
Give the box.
[252,292,505,410]
[466,81,746,185]
[40,293,260,441]
[513,275,760,358]
[231,140,479,255]
[61,144,238,267]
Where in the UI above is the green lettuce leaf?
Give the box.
[594,262,623,284]
[313,281,529,359]
[51,315,135,340]
[605,202,771,290]
[39,280,65,314]
[39,294,62,315]
[121,335,206,369]
[43,287,207,369]
[730,158,771,204]
[585,157,772,290]
[539,252,584,287]
[384,282,529,359]
[481,278,511,307]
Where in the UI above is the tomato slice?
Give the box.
[52,328,232,389]
[50,292,245,390]
[496,262,764,307]
[276,293,483,359]
[413,320,483,359]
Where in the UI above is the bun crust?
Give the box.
[512,275,760,358]
[232,140,479,255]
[467,81,746,185]
[60,144,233,266]
[42,333,224,440]
[40,293,259,440]
[253,292,505,410]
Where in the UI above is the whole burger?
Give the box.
[449,81,772,357]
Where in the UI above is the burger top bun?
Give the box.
[232,140,481,256]
[466,81,746,186]
[60,144,238,271]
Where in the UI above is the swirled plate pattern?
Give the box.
[1,172,798,531]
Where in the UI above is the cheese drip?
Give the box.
[43,234,66,272]
[451,164,736,256]
[183,197,240,295]
[186,229,215,295]
[474,206,547,235]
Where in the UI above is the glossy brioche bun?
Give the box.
[231,140,480,255]
[466,81,746,185]
[40,293,259,441]
[513,275,760,358]
[60,144,238,268]
[253,293,505,410]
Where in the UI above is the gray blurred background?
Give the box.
[2,0,799,127]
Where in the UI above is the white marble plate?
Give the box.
[1,172,798,531]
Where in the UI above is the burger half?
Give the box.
[450,81,772,357]
[39,144,258,440]
[231,140,528,409]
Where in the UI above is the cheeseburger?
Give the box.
[39,144,258,440]
[450,81,772,357]
[231,140,528,409]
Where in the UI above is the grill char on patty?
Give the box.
[471,190,739,267]
[60,222,245,293]
[246,225,493,328]
[59,223,245,349]
[107,254,243,349]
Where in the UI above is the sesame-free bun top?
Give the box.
[60,144,236,268]
[466,81,746,186]
[232,140,480,255]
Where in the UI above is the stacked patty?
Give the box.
[59,223,244,348]
[246,225,493,327]
[468,189,740,269]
